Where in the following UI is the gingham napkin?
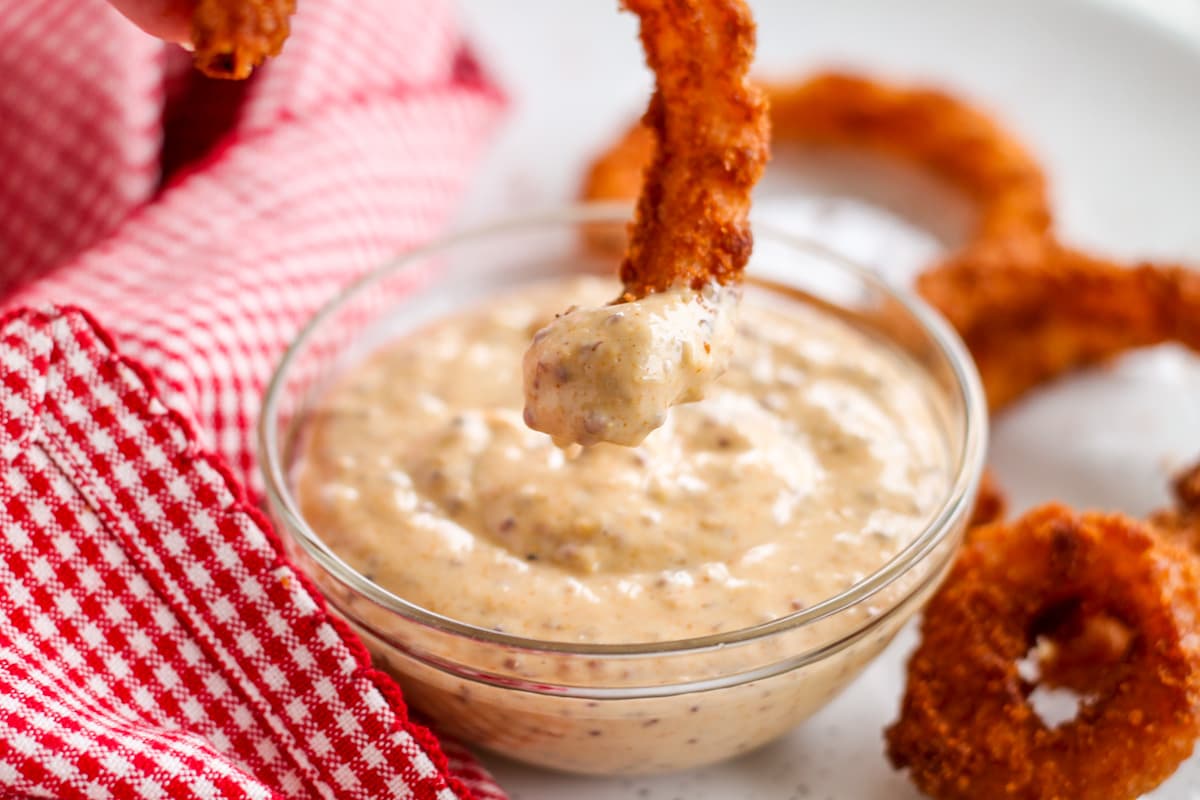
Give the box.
[0,0,508,797]
[4,0,504,490]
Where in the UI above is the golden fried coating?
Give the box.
[917,238,1200,411]
[764,72,1051,242]
[581,71,1051,256]
[886,506,1200,800]
[192,0,296,80]
[618,0,770,299]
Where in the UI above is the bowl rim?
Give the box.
[258,202,988,659]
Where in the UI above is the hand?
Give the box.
[107,0,194,44]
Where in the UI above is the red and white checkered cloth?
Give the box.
[0,0,509,797]
[4,0,504,490]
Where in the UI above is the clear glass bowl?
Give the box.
[259,205,987,775]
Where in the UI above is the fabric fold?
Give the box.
[0,306,504,799]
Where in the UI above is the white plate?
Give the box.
[452,1,1200,797]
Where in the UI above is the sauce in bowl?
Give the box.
[295,276,950,644]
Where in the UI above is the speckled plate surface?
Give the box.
[452,0,1200,797]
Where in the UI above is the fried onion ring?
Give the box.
[582,71,1051,255]
[763,73,1051,242]
[918,237,1200,410]
[885,505,1200,800]
[192,0,296,79]
[617,0,770,299]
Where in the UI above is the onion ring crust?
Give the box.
[618,0,770,299]
[192,0,296,79]
[886,505,1200,800]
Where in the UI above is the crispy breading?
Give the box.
[192,0,296,80]
[618,0,770,299]
[886,506,1200,800]
[917,238,1200,410]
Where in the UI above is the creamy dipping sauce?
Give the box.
[522,284,739,447]
[295,276,951,644]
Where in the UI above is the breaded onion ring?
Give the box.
[582,71,1051,254]
[763,73,1051,242]
[886,505,1200,800]
[917,238,1200,410]
[618,0,770,299]
[192,0,296,79]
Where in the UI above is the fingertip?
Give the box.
[109,0,194,44]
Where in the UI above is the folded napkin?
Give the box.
[0,0,507,797]
[5,0,504,491]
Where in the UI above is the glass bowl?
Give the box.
[258,205,987,775]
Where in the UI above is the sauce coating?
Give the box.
[522,284,738,447]
[295,277,950,643]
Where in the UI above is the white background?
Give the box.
[449,1,1200,797]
